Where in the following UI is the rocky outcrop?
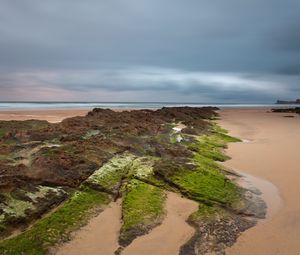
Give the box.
[0,107,268,254]
[276,99,300,104]
[272,107,300,114]
[0,107,217,238]
[0,107,217,190]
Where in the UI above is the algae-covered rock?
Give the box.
[119,179,166,247]
[0,107,266,254]
[180,204,256,255]
[0,185,67,238]
[83,153,136,195]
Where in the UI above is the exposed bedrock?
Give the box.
[0,106,267,255]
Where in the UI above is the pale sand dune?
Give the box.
[219,108,300,255]
[122,192,198,255]
[55,200,122,255]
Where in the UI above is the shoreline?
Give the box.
[236,171,281,218]
[0,106,296,123]
[0,107,227,255]
[0,108,91,123]
[219,108,300,254]
[0,108,151,123]
[0,107,299,254]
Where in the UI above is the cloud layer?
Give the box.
[0,0,299,102]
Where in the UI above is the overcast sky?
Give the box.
[0,0,300,102]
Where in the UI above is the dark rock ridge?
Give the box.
[0,106,267,255]
[272,107,300,114]
[276,99,300,104]
[0,107,217,238]
[0,107,217,190]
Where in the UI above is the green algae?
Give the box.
[84,153,157,192]
[0,188,109,255]
[83,129,101,139]
[128,157,172,190]
[169,123,242,207]
[189,204,226,221]
[171,166,240,206]
[170,131,183,144]
[0,117,244,252]
[120,179,166,245]
[169,123,185,144]
[9,143,60,167]
[0,128,7,138]
[190,124,241,162]
[84,153,136,191]
[122,179,166,231]
[129,156,156,179]
[0,186,68,238]
[0,194,34,223]
[25,186,65,203]
[170,132,178,144]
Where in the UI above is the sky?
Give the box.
[0,0,300,103]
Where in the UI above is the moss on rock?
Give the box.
[0,188,109,255]
[119,179,166,246]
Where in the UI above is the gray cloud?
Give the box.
[0,0,300,102]
[0,67,297,102]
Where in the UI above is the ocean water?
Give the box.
[0,102,297,111]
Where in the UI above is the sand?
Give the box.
[0,108,141,123]
[0,109,91,123]
[55,200,122,255]
[219,108,300,255]
[3,107,300,254]
[55,192,197,255]
[56,192,198,255]
[122,192,198,255]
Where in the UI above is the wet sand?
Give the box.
[56,200,122,255]
[56,192,197,255]
[122,192,198,255]
[0,108,140,123]
[4,107,300,254]
[219,108,300,255]
[0,109,90,123]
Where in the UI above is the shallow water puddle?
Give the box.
[229,128,283,216]
[225,138,282,218]
[121,192,198,255]
[55,199,122,255]
[239,172,282,217]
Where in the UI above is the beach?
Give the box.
[0,108,149,123]
[1,107,299,254]
[0,109,90,123]
[55,192,198,255]
[219,108,300,255]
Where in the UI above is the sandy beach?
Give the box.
[0,109,91,123]
[219,108,300,255]
[122,192,198,255]
[55,192,198,255]
[50,107,299,255]
[1,107,300,254]
[56,200,122,255]
[0,108,145,123]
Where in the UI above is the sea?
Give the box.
[0,102,297,111]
